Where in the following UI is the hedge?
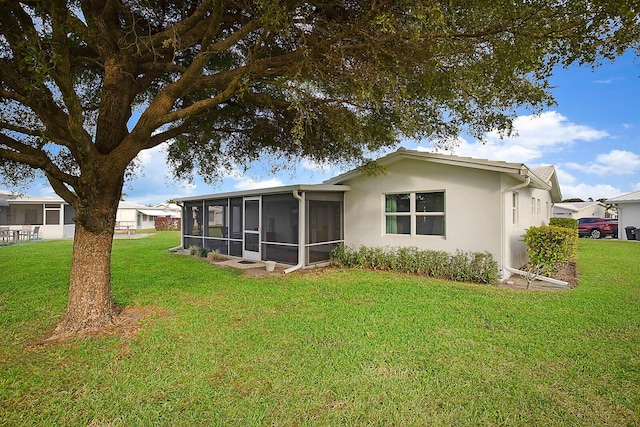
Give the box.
[155,217,181,231]
[549,217,578,230]
[330,244,499,284]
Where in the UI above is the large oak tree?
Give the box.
[0,0,637,340]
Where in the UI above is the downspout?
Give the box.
[500,176,531,279]
[284,190,306,274]
[181,203,186,249]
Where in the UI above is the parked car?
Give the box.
[578,217,618,239]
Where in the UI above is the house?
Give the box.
[115,201,181,231]
[177,149,561,279]
[0,190,182,239]
[606,190,640,240]
[552,201,610,219]
[0,191,75,240]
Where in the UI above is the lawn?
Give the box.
[1,233,639,426]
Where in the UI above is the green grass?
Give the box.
[1,233,639,426]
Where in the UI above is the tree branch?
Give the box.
[133,0,215,56]
[0,134,79,190]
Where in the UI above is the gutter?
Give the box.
[500,176,531,278]
[504,266,569,288]
[284,190,306,274]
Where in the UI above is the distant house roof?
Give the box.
[118,201,148,210]
[553,201,605,213]
[119,200,181,218]
[0,197,8,207]
[137,208,171,217]
[606,190,640,204]
[324,148,562,202]
[2,193,67,204]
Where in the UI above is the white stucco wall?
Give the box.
[577,205,606,218]
[501,177,553,273]
[341,159,553,278]
[115,208,138,225]
[618,203,640,240]
[342,159,503,262]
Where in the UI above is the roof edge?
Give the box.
[175,184,350,202]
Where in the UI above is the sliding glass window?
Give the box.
[385,191,445,237]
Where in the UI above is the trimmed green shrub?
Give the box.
[550,217,578,231]
[330,244,499,284]
[523,225,577,275]
[197,247,209,258]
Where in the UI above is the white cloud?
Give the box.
[565,150,640,176]
[418,111,609,163]
[555,167,622,200]
[301,158,332,171]
[560,182,622,201]
[36,185,58,198]
[485,111,607,147]
[555,167,577,186]
[233,177,285,191]
[594,79,613,84]
[125,143,209,204]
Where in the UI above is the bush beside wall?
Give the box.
[330,244,499,284]
[550,217,578,231]
[523,225,577,275]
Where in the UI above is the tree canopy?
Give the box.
[1,0,637,338]
[2,1,637,192]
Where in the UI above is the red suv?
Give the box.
[578,217,618,239]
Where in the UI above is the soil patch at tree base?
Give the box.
[39,305,169,345]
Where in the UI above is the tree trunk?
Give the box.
[48,198,119,341]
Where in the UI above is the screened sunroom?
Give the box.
[178,185,349,270]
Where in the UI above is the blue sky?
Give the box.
[30,52,640,205]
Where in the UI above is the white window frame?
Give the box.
[384,191,445,237]
[384,193,411,235]
[512,192,519,225]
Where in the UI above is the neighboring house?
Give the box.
[552,201,608,219]
[116,201,181,231]
[178,149,561,279]
[0,191,76,239]
[0,190,182,239]
[606,190,640,240]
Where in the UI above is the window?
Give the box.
[385,194,411,235]
[45,204,61,225]
[512,192,519,225]
[385,192,445,236]
[536,199,541,216]
[45,209,60,225]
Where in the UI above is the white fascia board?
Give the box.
[324,149,530,185]
[175,184,350,202]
